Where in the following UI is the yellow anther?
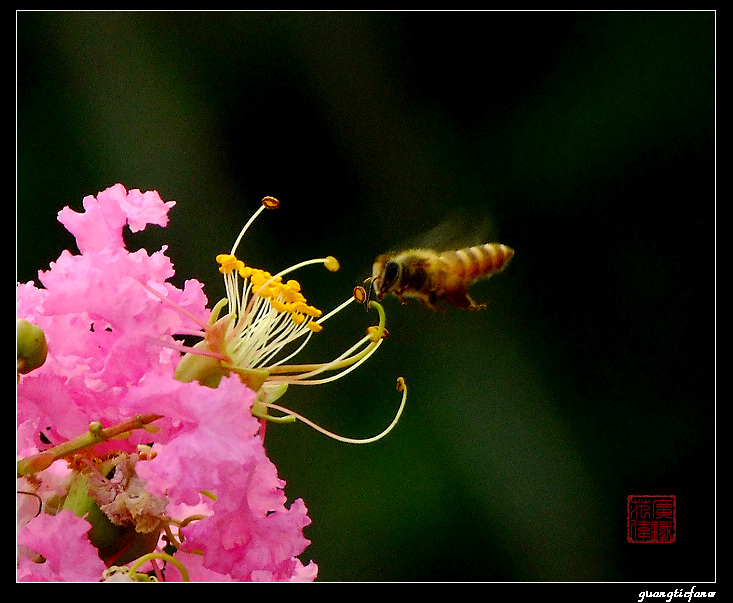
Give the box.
[250,271,271,287]
[239,265,253,279]
[291,312,305,325]
[279,287,304,304]
[303,305,322,318]
[324,256,340,272]
[270,299,288,314]
[216,254,243,274]
[307,321,323,333]
[353,286,367,304]
[262,196,280,209]
[367,325,389,342]
[290,301,309,314]
[286,279,301,292]
[289,302,320,318]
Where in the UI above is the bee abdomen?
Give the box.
[449,244,514,282]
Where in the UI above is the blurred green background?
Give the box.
[17,11,714,582]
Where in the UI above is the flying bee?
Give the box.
[365,243,514,310]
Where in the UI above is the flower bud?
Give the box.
[17,319,48,374]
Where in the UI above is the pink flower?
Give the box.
[17,184,316,581]
[17,510,107,582]
[16,184,207,449]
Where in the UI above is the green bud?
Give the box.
[17,319,48,374]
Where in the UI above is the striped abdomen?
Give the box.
[439,244,514,283]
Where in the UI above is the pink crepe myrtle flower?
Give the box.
[17,510,107,582]
[17,184,406,582]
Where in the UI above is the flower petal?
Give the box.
[17,510,106,582]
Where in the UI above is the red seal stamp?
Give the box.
[627,495,676,543]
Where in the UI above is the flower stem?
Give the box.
[16,414,163,478]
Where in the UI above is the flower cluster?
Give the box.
[16,184,405,581]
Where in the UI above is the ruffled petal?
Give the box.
[17,510,107,582]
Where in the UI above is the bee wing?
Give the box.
[402,208,497,252]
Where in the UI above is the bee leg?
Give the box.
[447,290,485,310]
[464,293,487,310]
[421,291,441,311]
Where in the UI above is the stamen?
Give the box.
[263,377,407,444]
[216,254,243,274]
[229,196,280,256]
[316,293,357,325]
[261,195,280,209]
[259,257,340,291]
[236,256,336,338]
[324,256,340,272]
[266,301,386,385]
[353,285,368,304]
[156,197,404,441]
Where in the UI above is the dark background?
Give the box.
[17,11,715,583]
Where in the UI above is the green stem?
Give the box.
[128,551,190,582]
[16,414,163,478]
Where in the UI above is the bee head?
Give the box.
[381,260,400,291]
[370,254,401,295]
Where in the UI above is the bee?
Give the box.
[365,243,514,310]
